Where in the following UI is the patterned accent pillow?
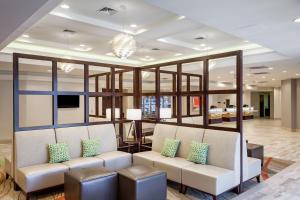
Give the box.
[82,139,100,157]
[161,138,180,158]
[187,141,209,165]
[48,143,71,163]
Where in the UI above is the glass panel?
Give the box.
[57,63,84,92]
[208,56,236,90]
[58,95,85,124]
[89,76,96,92]
[182,61,203,92]
[122,71,134,93]
[160,96,177,123]
[208,93,237,128]
[19,58,52,91]
[142,96,156,119]
[160,65,176,93]
[142,69,155,93]
[89,66,111,92]
[19,95,52,127]
[122,96,134,120]
[89,96,111,122]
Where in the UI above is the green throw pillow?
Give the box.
[187,141,209,165]
[82,139,100,157]
[161,138,180,158]
[48,143,70,163]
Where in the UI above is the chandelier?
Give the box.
[59,63,74,73]
[112,33,136,59]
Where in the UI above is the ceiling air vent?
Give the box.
[152,48,160,51]
[248,66,269,70]
[97,7,118,15]
[194,36,205,40]
[63,29,76,34]
[252,72,269,75]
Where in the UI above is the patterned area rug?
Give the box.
[0,157,294,200]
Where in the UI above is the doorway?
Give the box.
[259,93,270,118]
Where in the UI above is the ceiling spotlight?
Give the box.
[294,18,300,23]
[60,4,70,9]
[282,70,287,73]
[174,53,183,56]
[74,46,93,52]
[130,24,137,28]
[296,73,300,76]
[22,34,30,38]
[268,67,273,70]
[200,43,206,47]
[177,16,186,20]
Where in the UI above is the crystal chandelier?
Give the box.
[112,33,136,59]
[60,63,74,73]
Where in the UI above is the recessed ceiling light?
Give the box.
[106,52,114,56]
[80,44,85,47]
[174,53,183,56]
[177,15,186,20]
[74,46,93,52]
[262,76,266,79]
[294,18,300,23]
[130,24,137,28]
[282,70,287,73]
[200,43,206,47]
[60,4,70,9]
[296,73,300,76]
[22,34,30,38]
[268,67,273,70]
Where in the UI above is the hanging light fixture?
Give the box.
[111,5,137,59]
[59,63,74,73]
[112,33,136,59]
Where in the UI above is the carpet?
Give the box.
[0,157,294,200]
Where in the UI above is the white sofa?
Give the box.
[10,124,132,198]
[133,124,261,199]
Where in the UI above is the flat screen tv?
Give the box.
[58,95,80,108]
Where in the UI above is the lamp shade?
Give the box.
[126,109,141,120]
[160,108,172,119]
[106,108,120,119]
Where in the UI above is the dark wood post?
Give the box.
[52,61,58,127]
[177,64,182,125]
[203,60,209,127]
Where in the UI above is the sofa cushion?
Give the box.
[203,129,239,171]
[62,157,104,170]
[182,164,236,195]
[55,126,89,159]
[175,126,204,158]
[153,157,193,183]
[15,163,68,193]
[96,151,131,170]
[82,139,100,157]
[187,141,209,165]
[88,124,118,153]
[161,138,180,158]
[244,157,261,181]
[152,124,178,153]
[15,129,56,169]
[133,151,167,167]
[48,142,71,163]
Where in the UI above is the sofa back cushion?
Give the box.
[175,127,204,158]
[203,129,240,170]
[152,124,177,153]
[87,124,117,153]
[15,129,56,168]
[55,126,89,158]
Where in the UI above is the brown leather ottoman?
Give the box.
[117,165,167,200]
[64,168,118,200]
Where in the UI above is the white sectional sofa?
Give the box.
[133,124,261,199]
[10,124,132,199]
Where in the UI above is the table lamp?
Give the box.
[126,109,142,141]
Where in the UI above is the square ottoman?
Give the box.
[64,168,118,200]
[117,165,167,200]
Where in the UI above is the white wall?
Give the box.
[0,80,13,141]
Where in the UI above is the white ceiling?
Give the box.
[1,0,300,89]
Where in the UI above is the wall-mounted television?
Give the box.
[58,95,80,108]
